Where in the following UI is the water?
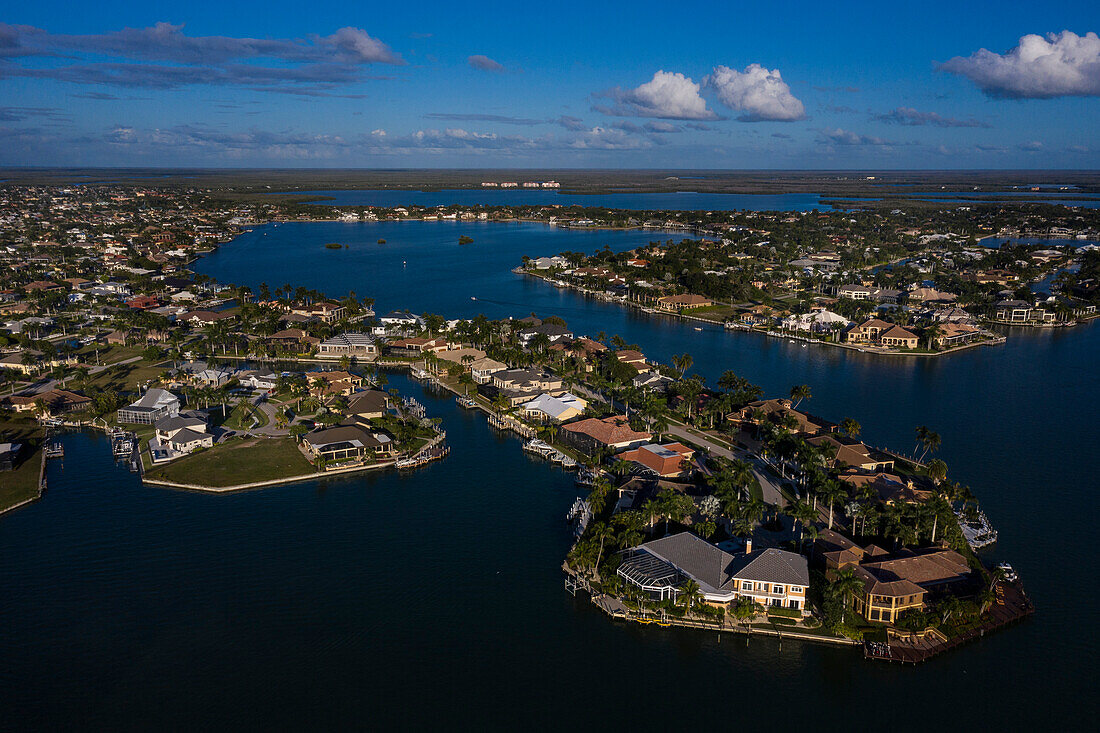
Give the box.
[277,188,832,211]
[5,223,1100,729]
[980,236,1100,249]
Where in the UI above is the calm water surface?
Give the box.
[3,222,1098,729]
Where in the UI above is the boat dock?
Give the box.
[523,439,578,468]
[864,579,1033,664]
[957,507,998,549]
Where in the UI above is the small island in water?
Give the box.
[324,242,344,249]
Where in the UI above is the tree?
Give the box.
[829,568,864,623]
[789,384,812,409]
[671,352,693,379]
[589,521,614,573]
[678,579,703,612]
[839,417,861,437]
[820,479,847,531]
[919,430,942,463]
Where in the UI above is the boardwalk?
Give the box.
[865,581,1034,664]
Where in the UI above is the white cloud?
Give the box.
[568,126,653,150]
[467,55,504,73]
[817,128,891,146]
[939,31,1100,98]
[594,70,716,120]
[705,64,805,121]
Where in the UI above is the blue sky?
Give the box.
[1,0,1098,168]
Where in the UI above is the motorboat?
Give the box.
[997,562,1018,582]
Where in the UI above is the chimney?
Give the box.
[744,538,752,554]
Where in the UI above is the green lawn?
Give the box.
[223,402,269,430]
[143,436,313,487]
[687,305,737,322]
[0,417,45,512]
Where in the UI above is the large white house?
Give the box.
[117,388,180,425]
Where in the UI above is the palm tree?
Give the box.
[839,417,861,437]
[789,384,812,409]
[914,425,929,457]
[678,579,703,613]
[671,352,693,379]
[820,479,847,530]
[926,458,948,484]
[919,430,941,463]
[589,521,614,573]
[789,500,817,549]
[830,568,864,621]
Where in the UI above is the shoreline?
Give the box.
[518,269,1010,358]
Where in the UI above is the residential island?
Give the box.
[0,178,1070,664]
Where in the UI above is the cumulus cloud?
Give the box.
[817,128,892,146]
[873,107,990,128]
[939,31,1100,98]
[593,70,717,120]
[705,64,805,121]
[467,54,505,72]
[0,22,403,93]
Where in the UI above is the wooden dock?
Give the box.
[865,580,1034,664]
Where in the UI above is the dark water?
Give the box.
[279,188,831,211]
[4,222,1099,729]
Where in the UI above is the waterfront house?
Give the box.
[633,372,674,393]
[933,323,983,347]
[153,415,213,456]
[239,370,278,392]
[617,533,809,613]
[0,441,24,472]
[560,415,651,455]
[845,318,894,344]
[469,357,508,384]
[612,349,651,373]
[7,388,90,415]
[305,370,363,397]
[520,392,588,423]
[517,323,573,346]
[908,287,958,305]
[303,425,395,463]
[806,434,895,471]
[268,328,316,351]
[656,294,713,311]
[618,442,695,477]
[855,550,970,624]
[346,389,388,420]
[838,284,874,300]
[487,368,564,405]
[318,332,378,360]
[290,302,345,324]
[388,336,449,355]
[117,388,180,425]
[730,398,836,437]
[878,325,919,349]
[993,300,1033,323]
[836,470,932,505]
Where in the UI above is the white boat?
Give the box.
[471,296,477,300]
[997,562,1018,582]
[694,327,702,331]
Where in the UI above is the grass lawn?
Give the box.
[687,305,736,322]
[85,359,168,392]
[223,402,269,430]
[143,436,313,487]
[0,417,45,512]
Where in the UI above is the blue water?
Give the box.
[4,221,1099,729]
[277,188,832,211]
[980,237,1100,248]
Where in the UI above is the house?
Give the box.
[304,370,363,396]
[7,389,90,414]
[837,470,932,505]
[612,350,650,373]
[486,368,564,405]
[531,256,569,269]
[117,388,180,425]
[807,434,894,471]
[908,287,957,305]
[239,370,278,391]
[618,442,695,476]
[303,425,395,462]
[0,441,24,471]
[268,328,319,351]
[993,300,1033,323]
[731,398,836,436]
[879,325,919,349]
[781,309,850,334]
[379,311,425,329]
[517,323,573,346]
[153,415,213,455]
[933,323,982,347]
[389,336,449,355]
[617,533,809,613]
[845,318,894,344]
[633,372,674,393]
[290,302,345,323]
[838,284,874,301]
[469,357,508,384]
[656,294,713,311]
[346,389,388,420]
[559,415,651,455]
[520,393,587,423]
[318,332,378,359]
[849,547,971,624]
